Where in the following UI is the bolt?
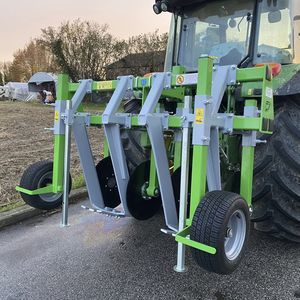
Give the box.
[226,228,233,238]
[249,206,253,216]
[231,65,236,70]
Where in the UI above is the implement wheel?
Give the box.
[191,191,250,275]
[126,161,161,220]
[96,157,121,208]
[20,160,72,210]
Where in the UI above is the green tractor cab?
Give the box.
[157,0,300,244]
[17,0,300,275]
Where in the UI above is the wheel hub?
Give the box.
[226,228,233,238]
[107,176,116,189]
[224,210,247,261]
[126,161,162,220]
[96,157,121,208]
[38,171,62,203]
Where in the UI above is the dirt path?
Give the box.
[0,101,103,206]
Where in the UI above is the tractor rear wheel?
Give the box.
[252,97,300,243]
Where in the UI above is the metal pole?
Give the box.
[61,100,72,227]
[174,96,192,273]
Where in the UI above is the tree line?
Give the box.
[1,19,168,83]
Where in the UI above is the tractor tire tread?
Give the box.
[253,98,300,243]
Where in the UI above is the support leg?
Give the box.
[174,96,192,273]
[61,100,72,227]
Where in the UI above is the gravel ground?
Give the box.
[0,199,299,300]
[0,101,103,206]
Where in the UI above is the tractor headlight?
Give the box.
[161,0,169,12]
[153,1,162,14]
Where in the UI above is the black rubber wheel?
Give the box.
[191,191,250,275]
[96,157,121,208]
[126,161,162,220]
[122,99,149,171]
[252,97,300,243]
[20,160,72,210]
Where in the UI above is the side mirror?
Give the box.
[268,10,282,23]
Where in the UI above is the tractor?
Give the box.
[17,0,300,274]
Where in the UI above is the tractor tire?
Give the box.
[121,99,148,171]
[20,160,72,210]
[191,191,250,274]
[252,97,300,243]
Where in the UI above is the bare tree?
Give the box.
[7,40,57,82]
[127,30,168,54]
[106,30,168,78]
[0,62,12,84]
[41,20,126,81]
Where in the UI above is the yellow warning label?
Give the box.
[97,81,113,90]
[54,111,59,121]
[195,108,204,124]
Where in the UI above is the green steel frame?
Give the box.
[16,57,274,256]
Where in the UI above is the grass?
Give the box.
[0,201,25,214]
[0,175,86,214]
[82,102,106,112]
[72,174,86,190]
[25,100,106,113]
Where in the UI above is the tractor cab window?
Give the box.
[255,0,293,65]
[178,0,255,72]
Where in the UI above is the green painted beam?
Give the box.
[237,67,265,82]
[16,185,54,196]
[240,146,255,205]
[53,74,70,194]
[189,146,208,219]
[69,80,118,93]
[175,226,217,255]
[233,117,261,130]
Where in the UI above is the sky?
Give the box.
[0,0,171,61]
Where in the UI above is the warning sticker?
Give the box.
[176,75,185,85]
[176,74,198,86]
[54,111,59,121]
[97,81,113,90]
[195,108,204,124]
[266,87,273,99]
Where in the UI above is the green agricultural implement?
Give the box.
[17,0,300,274]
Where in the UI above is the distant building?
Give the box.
[106,51,166,80]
